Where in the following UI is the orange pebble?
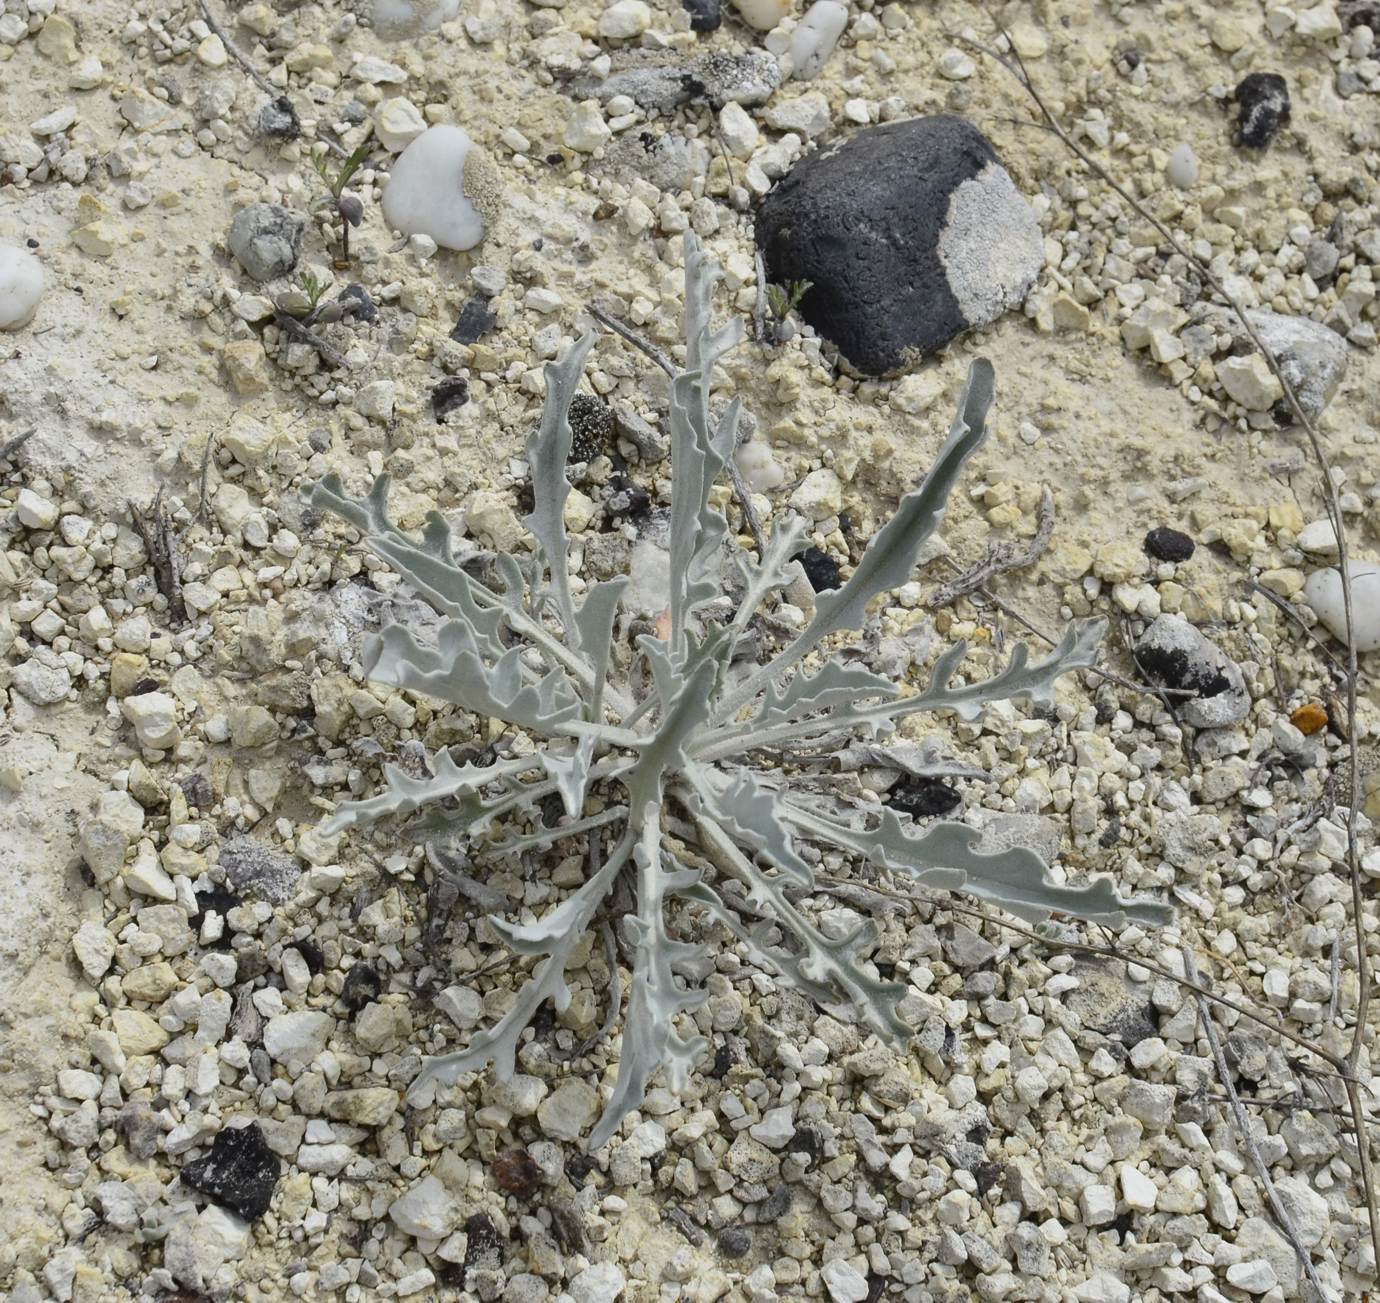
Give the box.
[1291,702,1328,735]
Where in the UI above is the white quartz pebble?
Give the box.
[372,0,460,38]
[381,125,499,252]
[790,1,847,80]
[0,242,44,331]
[730,0,793,32]
[1304,562,1380,652]
[1167,141,1199,189]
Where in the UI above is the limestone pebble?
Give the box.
[371,0,461,38]
[381,125,501,252]
[790,1,848,80]
[1304,562,1380,652]
[0,241,44,330]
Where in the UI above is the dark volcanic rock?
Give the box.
[682,0,721,29]
[432,377,470,423]
[1143,526,1195,563]
[885,776,962,819]
[756,116,1044,375]
[1233,73,1290,149]
[796,546,841,591]
[568,392,615,462]
[181,1123,281,1221]
[451,295,496,344]
[337,282,378,323]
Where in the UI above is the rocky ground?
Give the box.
[1,0,1379,1300]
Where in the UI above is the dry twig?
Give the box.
[1183,948,1330,1299]
[128,490,187,626]
[926,485,1055,608]
[960,20,1376,1259]
[587,300,769,558]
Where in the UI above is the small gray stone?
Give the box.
[227,203,304,282]
[1135,614,1250,729]
[219,836,301,903]
[1122,1080,1176,1129]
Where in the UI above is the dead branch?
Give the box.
[128,489,187,626]
[926,485,1056,608]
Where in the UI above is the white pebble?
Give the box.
[729,0,792,30]
[938,48,976,79]
[790,0,848,80]
[1304,562,1380,652]
[0,242,45,331]
[1167,141,1199,189]
[381,125,497,252]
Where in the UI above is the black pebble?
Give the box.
[708,1041,736,1079]
[190,887,241,944]
[796,546,841,592]
[341,962,382,1012]
[758,1183,792,1222]
[258,96,300,139]
[1341,1,1380,28]
[681,0,721,30]
[786,1125,824,1167]
[180,1123,281,1222]
[717,1227,751,1258]
[295,938,325,975]
[337,283,378,324]
[432,377,470,423]
[451,296,497,345]
[1143,526,1195,563]
[1233,73,1290,149]
[568,393,615,463]
[462,1212,503,1282]
[885,776,962,819]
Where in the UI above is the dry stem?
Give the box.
[960,17,1376,1262]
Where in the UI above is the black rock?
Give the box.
[1143,526,1195,563]
[257,96,300,139]
[786,1125,824,1167]
[568,393,615,463]
[796,546,841,592]
[758,1182,792,1222]
[682,0,721,29]
[295,938,325,974]
[180,1123,280,1222]
[709,1040,737,1079]
[341,961,382,1012]
[1341,1,1380,29]
[337,282,378,323]
[1233,73,1290,149]
[462,1212,503,1283]
[756,116,1044,376]
[717,1227,751,1257]
[218,836,300,905]
[885,776,962,819]
[451,295,497,344]
[191,887,241,946]
[432,377,470,423]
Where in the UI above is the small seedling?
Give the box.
[767,278,812,322]
[311,140,370,268]
[277,269,331,323]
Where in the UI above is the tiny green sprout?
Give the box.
[310,139,371,268]
[767,278,813,322]
[282,269,330,321]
